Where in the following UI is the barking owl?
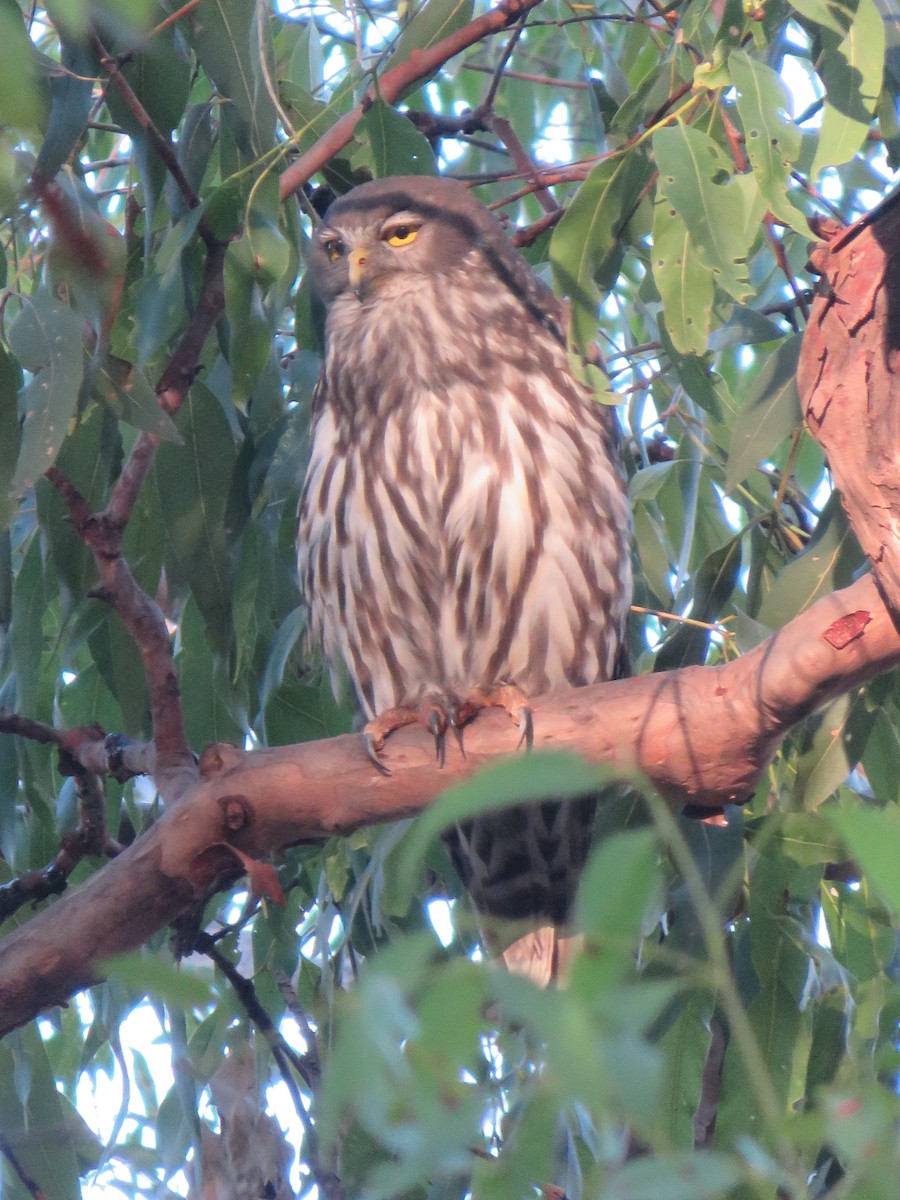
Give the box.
[297,175,632,982]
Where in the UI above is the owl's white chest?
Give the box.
[298,358,631,717]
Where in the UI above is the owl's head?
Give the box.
[307,175,502,307]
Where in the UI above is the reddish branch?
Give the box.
[0,573,898,1036]
[798,200,900,618]
[278,0,549,201]
[44,469,195,800]
[0,720,138,919]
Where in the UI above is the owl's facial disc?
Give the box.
[316,208,426,302]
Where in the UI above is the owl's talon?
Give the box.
[364,731,391,776]
[428,708,447,768]
[516,706,534,751]
[448,702,470,759]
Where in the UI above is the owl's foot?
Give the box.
[363,707,420,775]
[363,699,463,773]
[363,687,532,773]
[463,684,534,750]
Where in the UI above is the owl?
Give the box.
[297,175,632,983]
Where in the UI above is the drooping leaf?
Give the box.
[726,333,802,493]
[729,50,806,234]
[813,0,884,175]
[551,149,652,352]
[33,34,93,181]
[757,493,864,628]
[652,197,713,357]
[0,0,46,132]
[187,0,277,160]
[653,124,755,303]
[154,384,236,653]
[826,804,900,916]
[7,292,83,493]
[364,100,437,177]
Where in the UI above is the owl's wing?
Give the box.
[477,228,568,347]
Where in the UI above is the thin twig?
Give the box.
[198,935,346,1200]
[481,13,526,111]
[90,33,216,248]
[0,1132,48,1200]
[144,0,204,42]
[483,113,559,214]
[463,63,588,88]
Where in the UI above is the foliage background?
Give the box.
[1,0,900,1195]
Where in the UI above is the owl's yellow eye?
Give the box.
[323,238,345,262]
[385,224,420,248]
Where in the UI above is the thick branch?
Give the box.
[278,0,548,201]
[0,574,896,1037]
[799,202,900,619]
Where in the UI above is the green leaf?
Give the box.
[34,400,115,601]
[551,150,653,352]
[823,875,894,982]
[574,828,660,945]
[0,1028,87,1196]
[246,175,292,286]
[653,124,755,302]
[651,197,713,356]
[788,0,851,32]
[189,0,277,159]
[179,596,244,749]
[655,991,715,1148]
[225,233,275,407]
[386,0,475,75]
[364,99,437,177]
[285,17,324,93]
[812,0,884,175]
[757,492,864,628]
[34,34,93,180]
[7,292,83,492]
[729,50,806,234]
[94,358,183,441]
[772,811,848,866]
[257,605,305,715]
[0,0,45,131]
[791,689,872,810]
[102,24,191,230]
[604,1151,745,1199]
[132,209,204,369]
[7,538,45,719]
[726,333,802,492]
[0,341,22,531]
[861,694,900,802]
[826,804,900,915]
[653,536,742,671]
[804,990,849,1099]
[154,384,235,653]
[102,951,215,1010]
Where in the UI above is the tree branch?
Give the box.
[799,202,900,619]
[44,469,195,798]
[278,0,549,201]
[0,573,896,1037]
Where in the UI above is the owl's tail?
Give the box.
[500,927,584,987]
[444,791,597,988]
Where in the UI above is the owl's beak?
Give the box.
[348,247,369,300]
